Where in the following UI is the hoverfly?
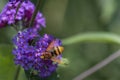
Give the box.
[40,39,64,64]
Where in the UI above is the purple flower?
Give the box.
[12,28,62,77]
[0,0,46,30]
[9,0,29,2]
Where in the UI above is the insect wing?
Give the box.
[51,57,61,64]
[46,40,56,51]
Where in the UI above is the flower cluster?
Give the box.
[0,0,45,30]
[12,28,62,77]
[9,0,28,2]
[0,0,64,78]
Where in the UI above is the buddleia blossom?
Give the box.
[0,0,46,30]
[12,28,39,69]
[9,0,29,2]
[12,28,62,77]
[0,0,65,79]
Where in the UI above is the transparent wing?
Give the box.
[46,40,56,51]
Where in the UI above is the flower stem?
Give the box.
[14,1,22,20]
[29,0,42,27]
[14,65,21,80]
[73,49,120,80]
[62,32,120,45]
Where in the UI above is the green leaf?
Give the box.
[0,44,16,80]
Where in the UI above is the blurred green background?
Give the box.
[1,0,120,80]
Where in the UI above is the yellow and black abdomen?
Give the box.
[40,46,64,60]
[54,46,64,56]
